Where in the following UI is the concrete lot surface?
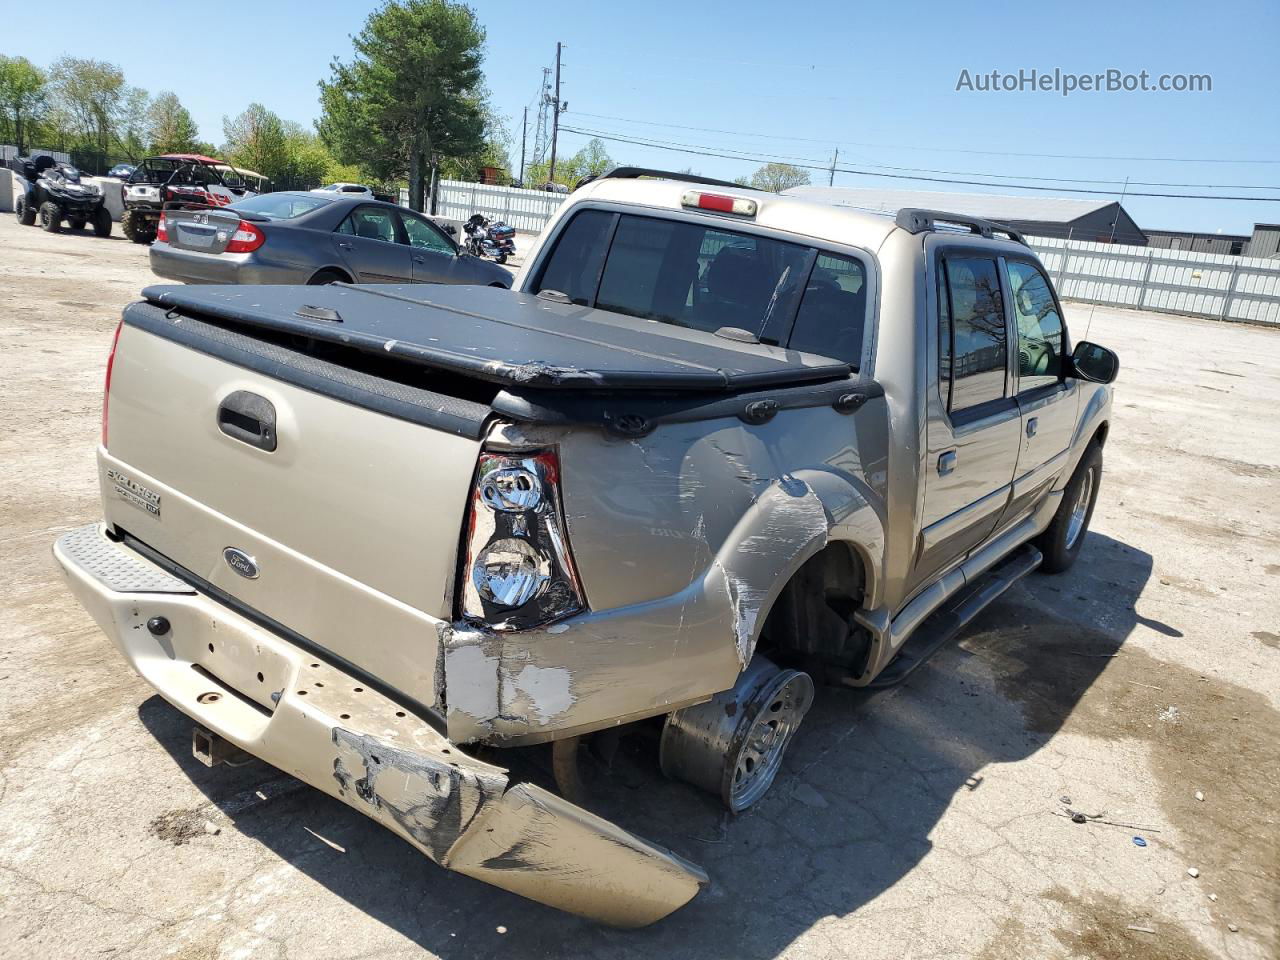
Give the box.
[0,215,1276,960]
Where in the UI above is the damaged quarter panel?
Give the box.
[444,404,889,745]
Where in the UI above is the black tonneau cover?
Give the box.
[140,283,851,392]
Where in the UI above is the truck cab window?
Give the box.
[534,209,614,304]
[786,253,867,367]
[942,257,1008,412]
[1006,259,1064,391]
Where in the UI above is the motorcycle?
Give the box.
[462,213,516,264]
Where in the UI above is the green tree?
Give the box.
[222,103,289,180]
[749,162,811,193]
[279,123,336,187]
[47,57,147,163]
[0,55,46,154]
[523,137,613,189]
[146,91,200,154]
[318,0,488,211]
[116,86,150,161]
[440,102,511,182]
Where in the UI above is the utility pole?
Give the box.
[518,106,527,188]
[548,42,563,185]
[828,148,838,187]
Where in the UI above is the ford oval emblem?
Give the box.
[223,547,260,579]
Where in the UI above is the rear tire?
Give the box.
[307,269,350,285]
[121,209,154,244]
[1035,441,1102,574]
[92,207,113,238]
[39,201,62,232]
[68,218,86,230]
[16,197,36,226]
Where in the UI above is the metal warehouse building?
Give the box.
[1145,223,1280,258]
[787,186,1148,245]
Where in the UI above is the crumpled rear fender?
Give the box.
[443,469,886,745]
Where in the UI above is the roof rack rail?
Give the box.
[895,208,1028,246]
[577,166,753,192]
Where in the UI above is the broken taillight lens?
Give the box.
[102,320,122,447]
[460,450,584,630]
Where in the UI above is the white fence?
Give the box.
[1027,235,1280,326]
[402,179,567,234]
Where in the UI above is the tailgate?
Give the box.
[102,306,489,711]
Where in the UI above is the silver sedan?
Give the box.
[149,192,513,287]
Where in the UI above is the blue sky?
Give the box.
[11,0,1279,234]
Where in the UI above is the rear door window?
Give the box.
[343,206,399,244]
[940,257,1008,412]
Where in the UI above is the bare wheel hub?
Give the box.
[660,656,814,813]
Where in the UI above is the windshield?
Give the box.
[230,193,331,220]
[532,209,869,365]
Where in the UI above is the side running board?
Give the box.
[858,544,1042,689]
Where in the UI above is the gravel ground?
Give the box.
[0,215,1276,960]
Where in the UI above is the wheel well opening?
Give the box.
[1093,421,1110,447]
[756,542,870,677]
[311,267,353,285]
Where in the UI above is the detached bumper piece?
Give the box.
[54,524,707,926]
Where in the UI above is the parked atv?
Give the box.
[121,154,259,244]
[9,155,112,237]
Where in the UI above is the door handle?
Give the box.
[337,240,353,250]
[413,255,426,264]
[217,390,277,452]
[1026,417,1039,438]
[937,451,957,475]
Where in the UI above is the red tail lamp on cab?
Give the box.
[680,190,758,217]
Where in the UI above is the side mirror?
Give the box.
[1069,341,1119,384]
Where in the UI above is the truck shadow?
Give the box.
[137,530,1162,959]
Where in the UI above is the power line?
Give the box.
[570,110,1280,166]
[563,123,1279,191]
[559,126,1280,202]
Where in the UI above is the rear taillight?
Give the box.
[460,449,584,630]
[225,220,265,253]
[102,320,123,447]
[156,213,168,243]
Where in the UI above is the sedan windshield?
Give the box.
[231,193,331,220]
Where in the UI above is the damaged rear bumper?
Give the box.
[52,523,707,927]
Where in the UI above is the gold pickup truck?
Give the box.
[55,169,1117,926]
